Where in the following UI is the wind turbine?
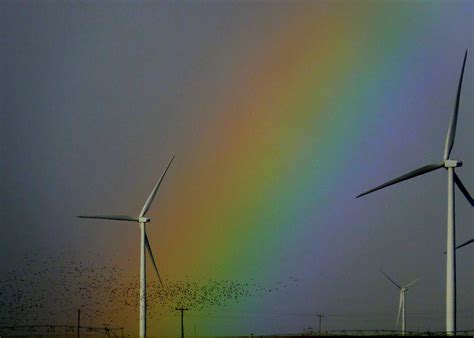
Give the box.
[78,156,174,338]
[379,269,420,335]
[357,50,471,335]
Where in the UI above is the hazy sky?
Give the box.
[1,1,473,336]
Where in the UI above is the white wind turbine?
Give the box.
[357,51,472,334]
[379,269,420,335]
[78,156,174,338]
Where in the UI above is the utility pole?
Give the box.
[77,309,80,338]
[317,314,324,334]
[176,307,188,338]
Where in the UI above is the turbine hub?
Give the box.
[138,217,150,223]
[444,160,462,168]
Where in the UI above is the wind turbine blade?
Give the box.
[396,292,403,330]
[145,233,163,286]
[444,239,474,253]
[379,268,401,289]
[443,50,468,160]
[139,156,175,217]
[356,163,444,198]
[404,277,421,289]
[454,172,474,206]
[456,239,474,250]
[77,215,138,222]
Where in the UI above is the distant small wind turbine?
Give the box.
[379,269,420,335]
[357,51,471,334]
[78,156,174,338]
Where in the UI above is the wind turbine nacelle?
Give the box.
[138,217,150,223]
[444,160,462,168]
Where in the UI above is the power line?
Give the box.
[166,310,474,319]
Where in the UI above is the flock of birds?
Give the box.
[0,250,300,329]
[0,251,124,326]
[124,275,300,315]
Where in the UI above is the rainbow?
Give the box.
[107,2,464,335]
[156,3,431,278]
